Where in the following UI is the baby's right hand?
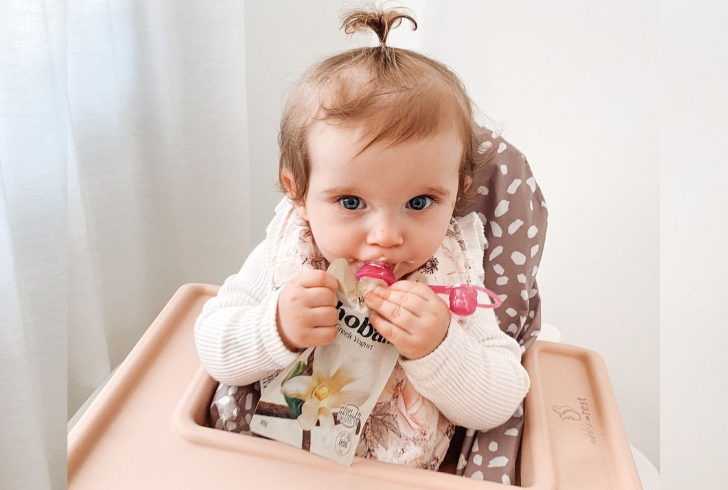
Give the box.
[276,270,340,352]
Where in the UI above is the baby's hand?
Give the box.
[364,281,450,360]
[276,270,340,352]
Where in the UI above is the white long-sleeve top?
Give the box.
[195,212,530,432]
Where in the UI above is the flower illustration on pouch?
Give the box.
[281,344,370,432]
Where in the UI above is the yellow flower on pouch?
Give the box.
[281,344,370,432]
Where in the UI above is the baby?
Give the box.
[195,7,530,470]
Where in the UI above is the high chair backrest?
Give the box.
[454,125,548,353]
[445,127,548,482]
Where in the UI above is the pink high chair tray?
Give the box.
[67,284,642,489]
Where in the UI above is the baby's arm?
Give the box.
[194,241,299,386]
[399,308,530,431]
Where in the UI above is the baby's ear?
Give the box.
[280,169,308,220]
[460,176,473,198]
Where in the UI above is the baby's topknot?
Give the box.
[341,6,417,46]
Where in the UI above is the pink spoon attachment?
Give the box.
[428,285,502,316]
[355,262,396,286]
[355,263,501,316]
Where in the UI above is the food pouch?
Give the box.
[250,259,399,465]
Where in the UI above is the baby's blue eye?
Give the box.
[339,196,363,210]
[407,196,432,211]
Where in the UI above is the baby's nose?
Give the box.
[366,216,404,248]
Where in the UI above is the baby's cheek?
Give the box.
[417,235,446,262]
[313,228,358,261]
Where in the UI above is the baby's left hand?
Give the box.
[364,281,450,360]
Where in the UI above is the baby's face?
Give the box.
[293,122,463,279]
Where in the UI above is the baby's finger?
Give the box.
[369,313,408,347]
[305,286,338,307]
[305,306,339,328]
[389,280,437,300]
[306,326,338,346]
[299,270,339,292]
[367,287,423,318]
[364,290,417,331]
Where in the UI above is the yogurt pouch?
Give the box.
[251,259,399,465]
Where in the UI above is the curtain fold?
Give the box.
[2,1,252,487]
[1,2,68,488]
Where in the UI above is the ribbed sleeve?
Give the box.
[194,241,299,386]
[400,307,530,431]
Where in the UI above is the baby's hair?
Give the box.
[278,5,490,205]
[341,7,417,46]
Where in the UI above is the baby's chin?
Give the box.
[391,262,420,279]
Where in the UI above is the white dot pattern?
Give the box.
[490,221,503,238]
[488,456,509,468]
[506,179,522,194]
[493,200,510,217]
[508,219,524,235]
[488,246,503,260]
[511,251,526,265]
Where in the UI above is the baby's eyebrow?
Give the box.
[423,186,450,198]
[320,185,451,197]
[320,186,360,196]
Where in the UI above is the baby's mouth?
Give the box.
[348,259,416,279]
[349,259,391,269]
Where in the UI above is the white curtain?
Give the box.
[1,1,253,488]
[1,2,67,488]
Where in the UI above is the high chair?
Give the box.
[67,283,649,489]
[68,131,657,488]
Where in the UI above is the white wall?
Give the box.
[661,1,728,488]
[243,0,659,468]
